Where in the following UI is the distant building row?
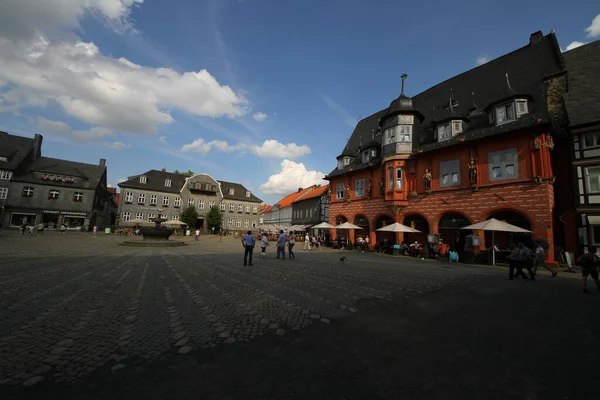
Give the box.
[262,185,330,229]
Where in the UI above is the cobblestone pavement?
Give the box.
[0,232,488,388]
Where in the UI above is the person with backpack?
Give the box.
[576,245,600,294]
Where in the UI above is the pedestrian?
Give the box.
[576,245,600,294]
[195,228,200,241]
[288,231,296,259]
[515,242,535,280]
[304,232,311,251]
[532,241,557,278]
[241,230,256,266]
[60,223,66,235]
[507,245,527,280]
[277,230,287,259]
[448,247,459,263]
[92,225,98,238]
[260,233,269,258]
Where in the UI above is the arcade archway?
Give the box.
[375,215,395,245]
[403,214,430,244]
[438,212,472,256]
[486,210,532,249]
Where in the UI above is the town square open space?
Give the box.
[0,232,598,400]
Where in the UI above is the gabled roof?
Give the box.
[260,204,272,213]
[292,185,329,203]
[219,181,262,203]
[563,40,600,127]
[13,156,106,190]
[275,187,314,209]
[118,170,187,194]
[0,131,35,170]
[327,32,563,178]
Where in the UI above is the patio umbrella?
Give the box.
[336,222,363,230]
[162,220,186,227]
[376,222,421,233]
[311,222,336,229]
[128,218,152,225]
[460,218,532,265]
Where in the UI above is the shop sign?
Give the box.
[41,174,75,183]
[43,210,87,216]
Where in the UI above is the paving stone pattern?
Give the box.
[0,233,484,387]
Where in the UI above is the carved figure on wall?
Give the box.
[532,138,541,150]
[345,185,351,203]
[423,168,432,193]
[468,159,478,185]
[367,178,373,199]
[379,177,385,196]
[545,135,555,150]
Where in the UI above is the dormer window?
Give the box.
[337,159,343,169]
[383,126,412,145]
[140,176,147,184]
[452,121,463,134]
[205,184,212,191]
[246,191,251,198]
[515,99,528,117]
[438,124,451,141]
[165,179,171,187]
[229,188,234,195]
[493,99,528,126]
[362,150,369,163]
[343,157,351,166]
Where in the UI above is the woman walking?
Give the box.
[288,231,296,259]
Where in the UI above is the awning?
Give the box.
[587,216,600,225]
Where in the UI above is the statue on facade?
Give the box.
[379,177,385,196]
[423,168,432,192]
[468,159,478,185]
[345,184,351,203]
[367,178,373,199]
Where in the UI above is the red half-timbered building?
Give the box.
[326,31,565,263]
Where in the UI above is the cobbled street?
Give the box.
[1,232,598,399]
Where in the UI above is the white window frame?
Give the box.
[228,218,233,227]
[396,168,403,190]
[398,125,412,142]
[148,213,156,222]
[165,179,172,187]
[150,194,157,205]
[0,187,7,199]
[245,205,250,213]
[515,99,528,117]
[187,198,194,207]
[139,176,147,184]
[355,179,365,198]
[438,123,451,141]
[209,200,215,208]
[489,148,518,180]
[238,204,243,212]
[336,183,344,199]
[162,196,169,206]
[199,200,205,209]
[220,202,226,211]
[582,132,600,149]
[246,191,251,198]
[49,189,60,199]
[205,184,211,191]
[229,188,235,195]
[125,192,133,203]
[495,103,516,125]
[452,121,463,134]
[388,168,394,190]
[73,192,83,201]
[440,160,460,187]
[0,170,12,180]
[122,212,131,222]
[362,151,369,163]
[343,157,351,166]
[236,220,242,228]
[22,187,34,197]
[585,167,600,194]
[253,206,258,214]
[174,197,181,207]
[229,203,235,212]
[173,215,180,221]
[244,220,249,228]
[135,212,143,220]
[138,193,146,204]
[337,159,344,169]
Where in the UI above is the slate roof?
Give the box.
[292,185,329,203]
[218,181,262,203]
[563,40,600,128]
[327,32,563,178]
[118,170,187,194]
[13,157,106,190]
[0,131,35,170]
[274,187,314,209]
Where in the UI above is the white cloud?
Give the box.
[180,138,311,159]
[36,116,71,135]
[260,160,327,195]
[565,41,586,51]
[585,14,600,38]
[253,112,267,122]
[322,95,357,128]
[159,136,168,144]
[116,177,127,183]
[476,55,489,66]
[0,0,248,136]
[104,141,130,150]
[72,126,114,141]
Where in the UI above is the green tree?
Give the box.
[174,169,194,177]
[179,205,198,229]
[206,205,223,233]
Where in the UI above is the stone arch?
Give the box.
[374,214,395,245]
[435,211,473,258]
[402,213,430,244]
[485,208,533,249]
[353,214,370,237]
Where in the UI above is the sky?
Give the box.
[0,0,598,205]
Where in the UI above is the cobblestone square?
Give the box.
[1,232,597,399]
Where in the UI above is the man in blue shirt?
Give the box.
[241,230,256,266]
[277,230,287,259]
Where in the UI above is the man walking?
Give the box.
[515,242,535,280]
[532,241,557,278]
[241,230,256,266]
[277,230,287,259]
[576,245,600,293]
[288,231,296,259]
[304,232,311,251]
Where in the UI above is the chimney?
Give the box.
[162,168,167,172]
[529,31,543,45]
[32,134,43,160]
[298,188,303,192]
[99,158,106,167]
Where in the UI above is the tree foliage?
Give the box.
[179,205,198,228]
[206,205,223,233]
[174,169,195,177]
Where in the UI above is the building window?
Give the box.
[228,218,233,227]
[205,184,212,191]
[337,159,344,169]
[148,213,156,222]
[238,204,243,212]
[245,205,250,213]
[585,167,600,193]
[174,197,181,207]
[172,215,179,221]
[0,157,6,162]
[150,194,157,205]
[198,200,205,209]
[0,187,7,200]
[371,149,377,158]
[489,149,518,180]
[396,168,403,189]
[246,191,251,198]
[229,203,235,212]
[384,127,395,145]
[495,103,516,124]
[48,190,60,199]
[140,176,147,184]
[452,121,463,134]
[355,179,365,197]
[236,220,242,228]
[0,170,12,180]
[438,124,451,141]
[136,212,143,220]
[124,192,133,203]
[138,193,146,204]
[73,192,83,202]
[165,179,171,187]
[122,212,131,222]
[244,220,249,228]
[209,200,215,208]
[187,198,194,207]
[440,160,460,187]
[582,132,600,149]
[398,125,412,142]
[336,183,344,199]
[220,202,226,211]
[229,188,235,195]
[253,206,258,214]
[22,187,34,197]
[362,151,369,163]
[388,168,394,190]
[162,196,169,206]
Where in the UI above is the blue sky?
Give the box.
[0,0,598,205]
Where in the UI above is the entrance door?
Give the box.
[438,213,472,260]
[196,218,205,230]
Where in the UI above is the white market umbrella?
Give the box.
[336,222,363,230]
[376,222,421,233]
[128,218,152,225]
[311,222,336,229]
[162,220,186,227]
[461,218,532,265]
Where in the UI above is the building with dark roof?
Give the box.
[561,39,600,255]
[218,181,262,231]
[291,185,330,228]
[262,187,314,228]
[0,131,111,230]
[325,31,565,263]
